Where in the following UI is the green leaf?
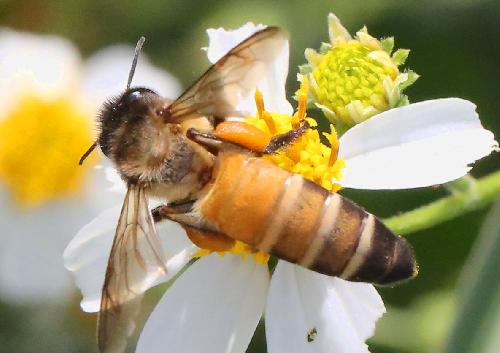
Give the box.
[441,198,500,353]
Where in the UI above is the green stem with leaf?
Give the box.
[384,171,500,235]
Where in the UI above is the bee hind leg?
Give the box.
[151,202,235,252]
[188,120,312,155]
[187,119,312,156]
[151,200,194,223]
[263,119,311,154]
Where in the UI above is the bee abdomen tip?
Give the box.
[377,237,418,285]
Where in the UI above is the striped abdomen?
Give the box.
[198,152,417,285]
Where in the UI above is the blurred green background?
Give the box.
[0,0,499,352]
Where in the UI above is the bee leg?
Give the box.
[263,120,311,154]
[186,128,225,155]
[188,119,312,155]
[152,201,217,234]
[151,202,235,252]
[186,127,253,155]
[151,200,195,223]
[182,226,235,252]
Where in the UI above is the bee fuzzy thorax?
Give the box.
[97,87,214,197]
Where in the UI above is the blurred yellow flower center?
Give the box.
[0,93,97,207]
[313,41,397,126]
[193,84,344,265]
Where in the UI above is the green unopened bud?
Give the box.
[300,13,419,128]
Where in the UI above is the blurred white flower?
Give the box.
[0,29,181,304]
[64,23,496,353]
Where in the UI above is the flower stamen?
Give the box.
[255,89,265,117]
[255,89,277,134]
[295,77,309,124]
[324,124,340,167]
[246,91,345,192]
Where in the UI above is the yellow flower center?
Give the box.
[193,83,345,265]
[0,93,97,207]
[193,241,270,265]
[313,40,398,126]
[246,83,345,192]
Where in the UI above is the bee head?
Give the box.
[79,36,156,165]
[97,87,161,158]
[116,87,159,114]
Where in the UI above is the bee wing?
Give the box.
[98,184,167,353]
[167,26,287,122]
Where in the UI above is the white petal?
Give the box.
[0,194,105,303]
[339,99,497,189]
[206,23,292,115]
[206,23,266,63]
[266,261,385,353]
[0,201,73,303]
[63,205,195,312]
[136,254,269,353]
[0,161,124,304]
[0,29,81,116]
[83,45,181,106]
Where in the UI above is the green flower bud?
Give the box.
[301,13,419,128]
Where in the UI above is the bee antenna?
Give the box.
[79,141,97,165]
[127,36,146,90]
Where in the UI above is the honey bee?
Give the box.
[81,27,417,353]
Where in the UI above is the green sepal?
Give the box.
[380,37,395,54]
[400,70,420,90]
[392,49,410,66]
[299,63,313,75]
[319,42,332,54]
[395,94,410,107]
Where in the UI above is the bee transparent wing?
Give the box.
[168,26,287,122]
[98,184,167,353]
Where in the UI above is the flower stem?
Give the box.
[384,171,500,235]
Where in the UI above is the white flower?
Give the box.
[0,29,180,304]
[63,23,497,353]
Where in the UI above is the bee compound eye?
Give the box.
[119,87,158,113]
[123,90,144,105]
